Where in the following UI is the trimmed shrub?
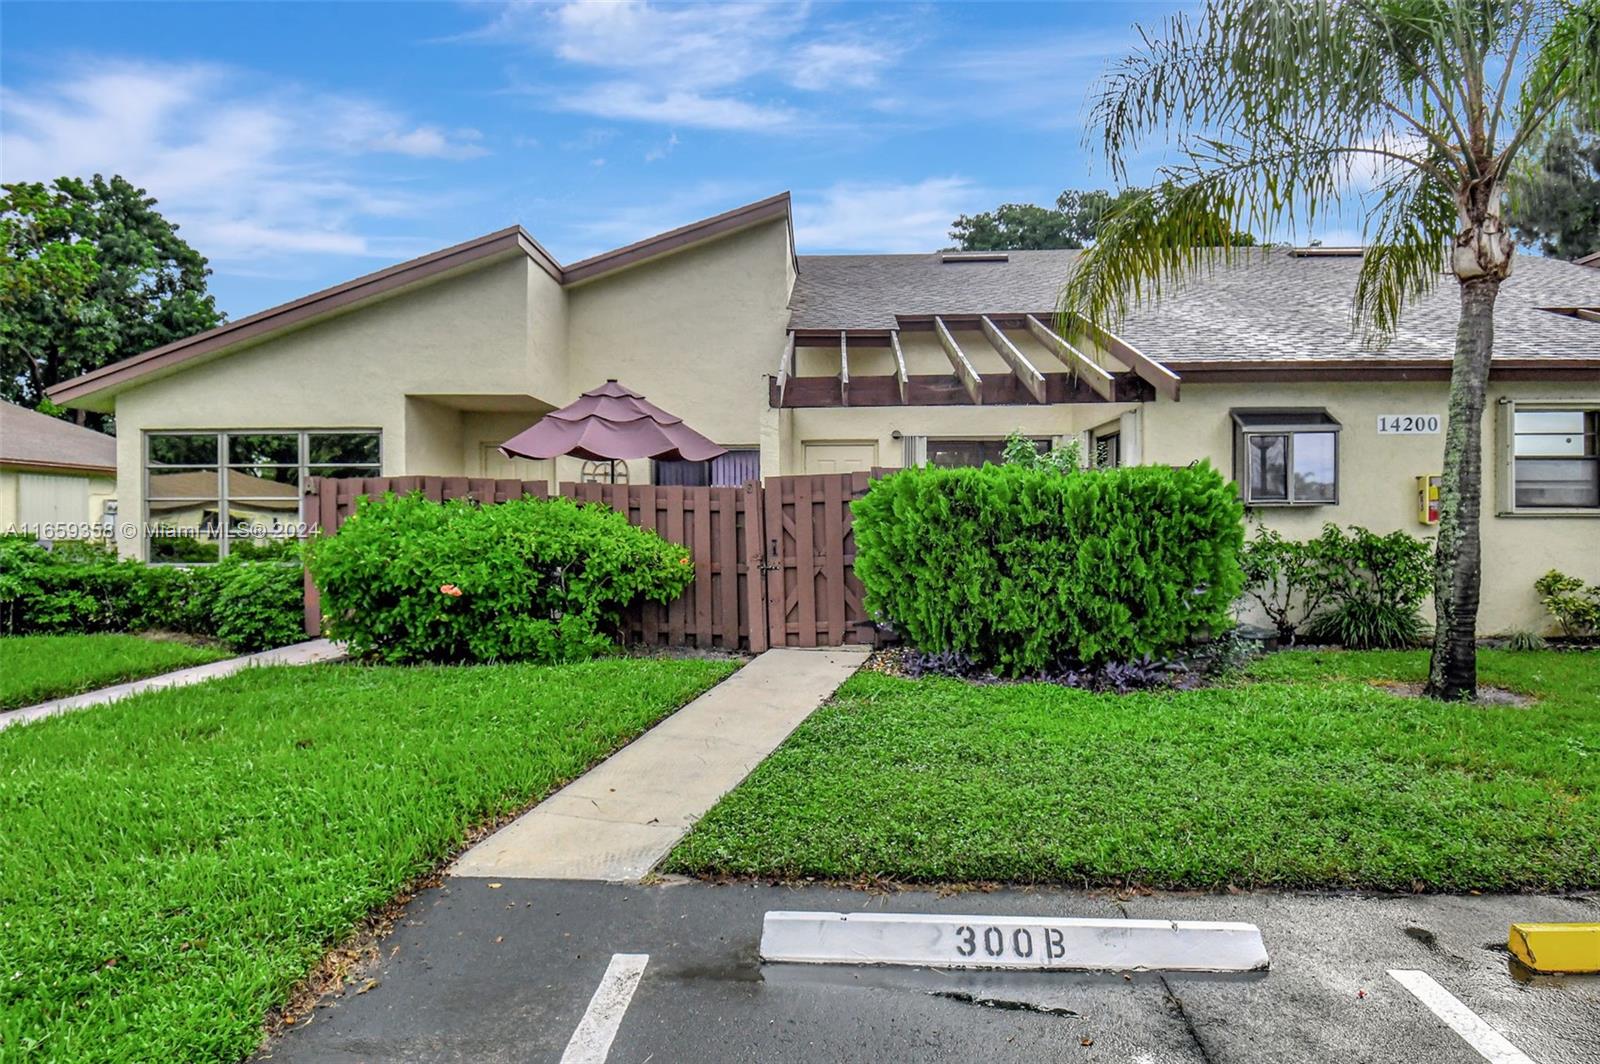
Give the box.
[1534,569,1600,637]
[1239,523,1330,644]
[307,492,695,663]
[852,462,1245,673]
[0,538,304,651]
[208,551,309,652]
[1301,524,1433,649]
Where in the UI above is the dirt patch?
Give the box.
[1373,680,1535,707]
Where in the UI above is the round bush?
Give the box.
[852,462,1245,673]
[307,492,694,663]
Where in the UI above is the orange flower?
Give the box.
[679,556,691,565]
[439,583,463,598]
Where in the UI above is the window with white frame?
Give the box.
[145,431,380,562]
[1509,406,1599,509]
[1230,409,1341,505]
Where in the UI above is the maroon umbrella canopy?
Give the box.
[499,380,727,463]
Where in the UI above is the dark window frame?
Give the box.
[1230,409,1341,507]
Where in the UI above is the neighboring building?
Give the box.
[0,400,118,539]
[47,193,1600,632]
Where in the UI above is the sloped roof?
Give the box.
[789,249,1600,363]
[0,400,116,473]
[49,193,795,408]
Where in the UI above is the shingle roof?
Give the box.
[789,249,1600,362]
[0,400,117,473]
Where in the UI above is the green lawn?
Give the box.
[0,634,233,711]
[667,650,1600,892]
[0,657,736,1063]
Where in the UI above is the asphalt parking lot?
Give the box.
[260,880,1599,1064]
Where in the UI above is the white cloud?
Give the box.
[481,1,900,133]
[787,42,882,91]
[555,82,800,132]
[794,177,987,252]
[644,132,680,163]
[0,59,485,275]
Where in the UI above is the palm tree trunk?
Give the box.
[1426,274,1500,700]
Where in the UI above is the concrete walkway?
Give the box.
[0,638,346,732]
[452,645,869,882]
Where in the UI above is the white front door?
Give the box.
[803,442,878,474]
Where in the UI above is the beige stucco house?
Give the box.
[48,192,1600,631]
[0,400,117,538]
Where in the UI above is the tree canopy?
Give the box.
[950,186,1256,251]
[1,175,223,426]
[1508,119,1600,258]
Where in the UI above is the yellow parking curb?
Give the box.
[1507,923,1600,974]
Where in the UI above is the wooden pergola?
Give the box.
[771,313,1181,408]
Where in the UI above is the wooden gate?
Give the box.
[302,472,878,651]
[760,473,875,648]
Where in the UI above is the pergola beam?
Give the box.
[1024,315,1114,400]
[1576,308,1600,324]
[1070,314,1181,401]
[888,330,909,404]
[776,331,795,406]
[934,316,983,404]
[980,315,1046,403]
[839,331,850,407]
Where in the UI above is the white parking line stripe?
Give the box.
[1387,969,1534,1064]
[560,953,649,1064]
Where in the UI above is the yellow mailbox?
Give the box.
[1416,475,1441,525]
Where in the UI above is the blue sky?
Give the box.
[2,0,1362,318]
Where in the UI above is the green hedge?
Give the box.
[307,493,695,663]
[0,539,305,652]
[852,463,1245,673]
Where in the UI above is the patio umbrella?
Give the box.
[499,379,726,482]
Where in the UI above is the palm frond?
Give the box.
[1352,170,1455,343]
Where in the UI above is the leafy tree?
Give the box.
[1062,0,1600,701]
[1,175,223,427]
[1508,119,1600,257]
[951,186,1256,250]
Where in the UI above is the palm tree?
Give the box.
[1064,0,1600,700]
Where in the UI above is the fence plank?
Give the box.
[793,476,817,647]
[718,488,738,647]
[663,485,686,645]
[822,474,846,645]
[692,492,713,645]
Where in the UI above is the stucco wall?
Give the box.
[1139,379,1600,634]
[566,219,792,450]
[107,253,548,558]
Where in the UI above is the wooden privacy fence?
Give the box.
[301,472,882,652]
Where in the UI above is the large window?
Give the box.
[926,438,1046,469]
[1231,409,1340,505]
[653,449,761,486]
[146,431,380,561]
[1511,407,1599,509]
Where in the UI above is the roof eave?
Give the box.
[49,193,798,408]
[48,229,533,408]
